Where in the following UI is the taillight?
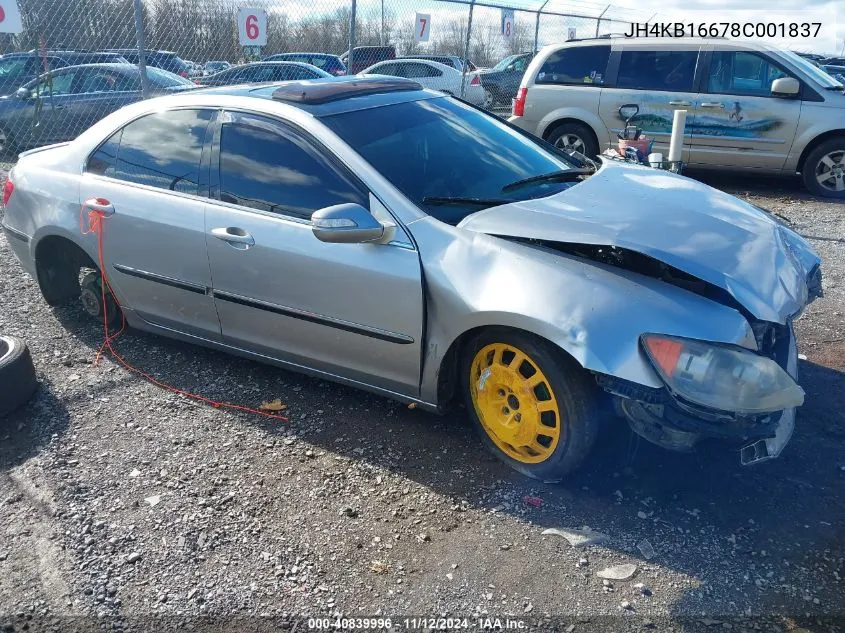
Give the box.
[470,74,480,86]
[179,70,189,78]
[513,86,528,117]
[2,176,13,207]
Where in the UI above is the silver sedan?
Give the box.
[1,77,822,481]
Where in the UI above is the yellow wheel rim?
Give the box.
[469,343,562,464]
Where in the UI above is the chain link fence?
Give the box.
[0,0,653,153]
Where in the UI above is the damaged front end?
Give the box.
[513,237,820,465]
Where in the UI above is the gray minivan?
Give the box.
[509,37,845,198]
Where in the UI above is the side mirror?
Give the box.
[771,77,799,96]
[15,87,31,99]
[311,203,390,244]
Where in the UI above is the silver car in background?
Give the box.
[1,77,822,480]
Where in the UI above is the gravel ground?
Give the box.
[0,163,844,633]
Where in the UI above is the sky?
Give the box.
[371,0,843,57]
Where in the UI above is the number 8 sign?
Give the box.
[501,9,514,40]
[238,8,267,46]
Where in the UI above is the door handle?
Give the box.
[668,100,690,106]
[700,102,724,108]
[211,226,254,246]
[83,197,114,217]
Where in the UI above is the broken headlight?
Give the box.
[640,334,804,414]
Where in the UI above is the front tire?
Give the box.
[546,122,599,158]
[462,329,598,482]
[802,138,845,198]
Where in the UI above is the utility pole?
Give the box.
[132,0,150,98]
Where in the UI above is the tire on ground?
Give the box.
[0,335,38,418]
[545,121,599,159]
[802,137,845,199]
[461,328,599,482]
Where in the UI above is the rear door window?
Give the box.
[86,109,213,194]
[217,114,366,220]
[536,45,611,85]
[617,49,699,92]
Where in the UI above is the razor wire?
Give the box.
[0,0,653,154]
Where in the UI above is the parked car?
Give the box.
[822,57,845,66]
[477,52,533,108]
[204,61,231,75]
[509,37,845,198]
[340,45,395,75]
[0,63,194,152]
[0,50,129,96]
[184,60,204,78]
[262,53,347,76]
[822,64,845,83]
[360,59,485,105]
[399,55,476,72]
[104,49,191,78]
[196,62,332,87]
[1,77,821,480]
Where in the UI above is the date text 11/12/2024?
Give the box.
[307,617,527,630]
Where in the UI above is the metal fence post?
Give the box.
[348,0,357,75]
[132,0,150,98]
[459,0,475,98]
[534,0,550,53]
[595,5,610,37]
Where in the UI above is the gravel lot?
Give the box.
[0,162,843,633]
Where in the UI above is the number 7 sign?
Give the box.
[415,13,431,42]
[238,8,267,46]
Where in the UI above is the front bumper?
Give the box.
[605,324,800,463]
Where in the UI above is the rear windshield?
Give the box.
[322,97,578,225]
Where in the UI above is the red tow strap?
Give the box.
[79,203,288,422]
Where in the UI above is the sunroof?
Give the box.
[271,77,423,105]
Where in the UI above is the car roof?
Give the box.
[44,62,136,73]
[269,52,339,58]
[185,76,438,116]
[545,37,780,53]
[371,58,456,71]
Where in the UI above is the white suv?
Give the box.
[509,37,845,198]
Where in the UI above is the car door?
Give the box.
[28,67,83,144]
[61,68,142,140]
[204,111,424,395]
[80,108,222,339]
[686,49,802,171]
[598,46,701,160]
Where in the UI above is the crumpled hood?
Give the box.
[458,160,821,324]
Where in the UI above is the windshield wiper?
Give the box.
[501,168,594,193]
[422,196,517,207]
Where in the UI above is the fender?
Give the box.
[785,124,845,173]
[411,217,757,406]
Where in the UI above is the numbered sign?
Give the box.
[0,1,23,34]
[238,8,267,46]
[415,13,431,42]
[567,27,577,40]
[501,9,514,40]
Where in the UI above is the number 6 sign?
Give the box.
[0,1,23,34]
[414,13,431,42]
[238,8,267,46]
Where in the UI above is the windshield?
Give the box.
[147,66,193,86]
[492,55,518,71]
[781,50,843,88]
[322,97,578,224]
